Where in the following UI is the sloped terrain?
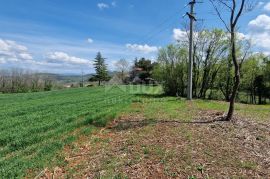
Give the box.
[40,100,270,178]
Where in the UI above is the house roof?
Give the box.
[134,67,143,71]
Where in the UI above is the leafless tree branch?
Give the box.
[209,0,231,32]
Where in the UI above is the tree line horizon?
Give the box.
[1,27,269,106]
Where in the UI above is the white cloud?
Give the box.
[0,59,5,64]
[248,32,270,49]
[19,53,33,60]
[97,3,109,10]
[0,35,157,74]
[247,14,270,54]
[256,2,265,8]
[264,2,270,11]
[87,38,94,43]
[249,14,270,31]
[236,32,248,41]
[173,29,188,41]
[172,28,203,42]
[46,52,91,66]
[126,44,158,53]
[0,39,94,73]
[0,39,33,62]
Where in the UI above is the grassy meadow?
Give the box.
[0,86,136,178]
[0,85,269,178]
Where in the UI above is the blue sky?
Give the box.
[0,0,270,74]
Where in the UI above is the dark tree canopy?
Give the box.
[131,58,157,83]
[90,52,109,86]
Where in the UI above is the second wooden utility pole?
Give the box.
[187,0,196,100]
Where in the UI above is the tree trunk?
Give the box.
[226,30,240,121]
[225,58,232,102]
[210,0,246,120]
[259,92,262,105]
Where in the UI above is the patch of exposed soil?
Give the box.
[39,111,270,179]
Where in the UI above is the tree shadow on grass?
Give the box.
[109,118,225,132]
[133,93,167,99]
[109,119,157,131]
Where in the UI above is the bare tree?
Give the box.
[0,70,7,92]
[210,0,254,121]
[0,69,55,93]
[115,59,130,82]
[31,73,41,92]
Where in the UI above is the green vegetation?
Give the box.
[127,94,270,122]
[153,30,270,105]
[0,86,134,178]
[0,85,269,178]
[66,91,268,178]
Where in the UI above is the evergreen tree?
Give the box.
[92,52,109,86]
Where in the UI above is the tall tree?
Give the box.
[210,0,251,121]
[93,52,109,86]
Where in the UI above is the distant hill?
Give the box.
[36,73,93,84]
[37,71,118,84]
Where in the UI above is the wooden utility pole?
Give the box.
[81,70,84,87]
[187,0,197,100]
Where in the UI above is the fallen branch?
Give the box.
[34,170,45,179]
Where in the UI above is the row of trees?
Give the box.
[153,29,270,105]
[241,55,270,104]
[90,52,157,85]
[0,69,53,93]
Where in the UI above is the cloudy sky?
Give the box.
[0,0,269,74]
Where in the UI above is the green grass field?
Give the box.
[0,85,269,178]
[0,86,138,178]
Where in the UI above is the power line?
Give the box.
[143,17,181,45]
[138,5,189,45]
[140,11,180,43]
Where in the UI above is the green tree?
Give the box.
[154,44,188,96]
[241,54,261,104]
[263,57,270,102]
[91,52,109,86]
[131,58,156,83]
[193,29,227,98]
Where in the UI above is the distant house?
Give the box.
[130,67,157,85]
[132,76,143,84]
[131,67,144,84]
[145,77,156,85]
[134,67,143,72]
